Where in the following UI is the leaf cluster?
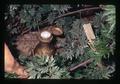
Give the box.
[5,5,115,79]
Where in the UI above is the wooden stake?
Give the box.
[83,18,96,51]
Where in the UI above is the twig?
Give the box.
[68,58,94,72]
[21,28,31,35]
[53,7,101,23]
[38,18,48,24]
[37,7,101,25]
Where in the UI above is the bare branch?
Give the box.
[38,7,102,25]
[53,7,101,23]
[68,58,94,72]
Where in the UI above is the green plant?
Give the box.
[19,55,71,79]
[103,5,115,35]
[5,4,115,79]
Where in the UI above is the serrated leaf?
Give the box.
[107,22,115,34]
[103,10,115,16]
[29,8,35,16]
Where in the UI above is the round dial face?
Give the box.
[41,31,51,39]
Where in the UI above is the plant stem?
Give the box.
[53,7,101,23]
[68,58,94,72]
[38,7,102,25]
